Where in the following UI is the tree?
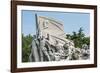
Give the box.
[66,34,71,40]
[22,34,33,62]
[71,31,79,48]
[66,27,90,48]
[82,37,90,46]
[77,27,85,48]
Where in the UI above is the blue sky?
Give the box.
[22,10,90,36]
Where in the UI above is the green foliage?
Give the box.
[66,27,90,48]
[82,37,90,45]
[22,34,33,62]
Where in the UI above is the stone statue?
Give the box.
[29,15,90,62]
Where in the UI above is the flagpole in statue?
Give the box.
[31,14,40,62]
[35,14,44,61]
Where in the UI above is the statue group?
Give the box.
[29,35,90,62]
[29,15,90,62]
